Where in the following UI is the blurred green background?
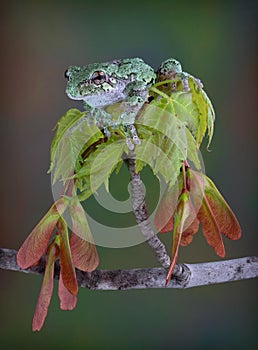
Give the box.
[0,0,257,349]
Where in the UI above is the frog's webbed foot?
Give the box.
[192,77,203,89]
[176,72,190,92]
[94,109,112,128]
[177,73,203,92]
[123,124,141,150]
[83,102,112,129]
[182,78,190,92]
[128,124,141,145]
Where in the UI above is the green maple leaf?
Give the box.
[150,79,215,148]
[135,101,187,187]
[70,137,127,200]
[49,109,103,183]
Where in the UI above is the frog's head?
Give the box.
[157,58,183,77]
[65,63,127,107]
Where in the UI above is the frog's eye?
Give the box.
[64,69,70,79]
[91,70,106,85]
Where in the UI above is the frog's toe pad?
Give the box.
[128,124,140,145]
[126,138,135,150]
[132,135,141,145]
[103,127,111,138]
[182,79,190,92]
[194,78,204,89]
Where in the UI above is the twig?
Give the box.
[1,249,257,290]
[124,155,170,268]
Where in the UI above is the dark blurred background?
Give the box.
[0,0,257,349]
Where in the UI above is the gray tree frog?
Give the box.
[65,57,203,149]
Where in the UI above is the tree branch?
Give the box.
[1,249,257,290]
[124,154,170,268]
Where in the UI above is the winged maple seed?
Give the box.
[16,196,99,331]
[154,164,241,284]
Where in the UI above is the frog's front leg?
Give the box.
[122,124,140,150]
[119,82,149,149]
[83,102,112,136]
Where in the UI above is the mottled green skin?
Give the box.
[65,57,202,149]
[157,58,183,75]
[65,58,155,108]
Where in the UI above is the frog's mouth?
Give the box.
[66,80,127,108]
[82,89,126,107]
[66,89,126,107]
[66,91,84,101]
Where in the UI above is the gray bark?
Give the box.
[1,249,257,290]
[124,155,170,268]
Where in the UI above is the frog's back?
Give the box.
[116,57,156,84]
